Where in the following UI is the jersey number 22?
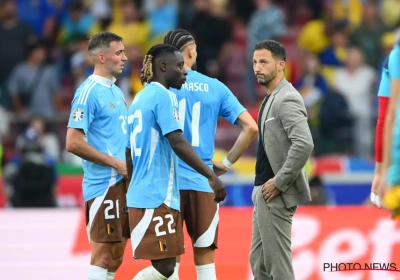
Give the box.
[128,110,143,157]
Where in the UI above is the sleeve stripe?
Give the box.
[77,80,93,104]
[167,90,174,106]
[77,80,96,105]
[83,82,97,105]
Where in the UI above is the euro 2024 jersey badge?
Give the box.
[73,108,84,122]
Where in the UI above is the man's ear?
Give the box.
[97,53,105,64]
[160,61,167,72]
[187,47,193,59]
[278,60,286,72]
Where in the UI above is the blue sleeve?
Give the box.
[126,128,131,149]
[169,87,180,99]
[67,90,97,134]
[153,90,181,136]
[218,82,246,125]
[126,108,132,149]
[389,48,400,79]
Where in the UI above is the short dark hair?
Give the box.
[140,44,179,85]
[254,40,286,61]
[88,32,123,53]
[163,29,195,51]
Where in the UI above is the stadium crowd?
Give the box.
[1,0,400,207]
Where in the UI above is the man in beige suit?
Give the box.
[250,40,314,280]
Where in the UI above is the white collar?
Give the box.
[89,74,116,88]
[150,81,168,90]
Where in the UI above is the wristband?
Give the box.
[222,157,232,169]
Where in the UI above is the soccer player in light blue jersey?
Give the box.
[381,42,400,215]
[164,29,258,280]
[126,44,226,280]
[66,32,129,280]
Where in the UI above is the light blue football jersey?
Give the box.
[126,82,181,211]
[379,45,400,98]
[67,75,128,202]
[378,56,390,98]
[388,45,400,185]
[170,70,246,193]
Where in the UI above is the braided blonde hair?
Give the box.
[139,54,153,85]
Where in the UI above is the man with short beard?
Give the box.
[250,40,314,280]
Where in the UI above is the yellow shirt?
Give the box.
[297,20,330,54]
[332,0,363,27]
[107,21,150,52]
[382,0,400,28]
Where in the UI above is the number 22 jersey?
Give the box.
[126,82,182,211]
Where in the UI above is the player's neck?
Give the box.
[152,78,168,89]
[184,61,193,71]
[93,67,115,81]
[265,74,284,95]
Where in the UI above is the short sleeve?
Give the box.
[153,89,181,136]
[126,111,131,149]
[126,130,131,149]
[218,82,246,125]
[67,89,97,134]
[389,48,400,79]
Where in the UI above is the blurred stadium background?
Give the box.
[0,0,400,279]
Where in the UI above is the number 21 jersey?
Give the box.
[67,75,128,202]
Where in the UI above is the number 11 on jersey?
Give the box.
[179,99,201,147]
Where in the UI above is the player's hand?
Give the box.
[212,161,229,177]
[371,173,383,208]
[262,178,281,203]
[208,175,226,203]
[379,181,390,209]
[113,159,127,177]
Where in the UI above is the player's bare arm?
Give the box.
[66,127,127,176]
[166,130,226,202]
[125,147,133,182]
[213,111,258,176]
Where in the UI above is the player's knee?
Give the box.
[109,255,124,272]
[152,259,176,278]
[159,263,175,278]
[91,250,113,269]
[194,246,215,265]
